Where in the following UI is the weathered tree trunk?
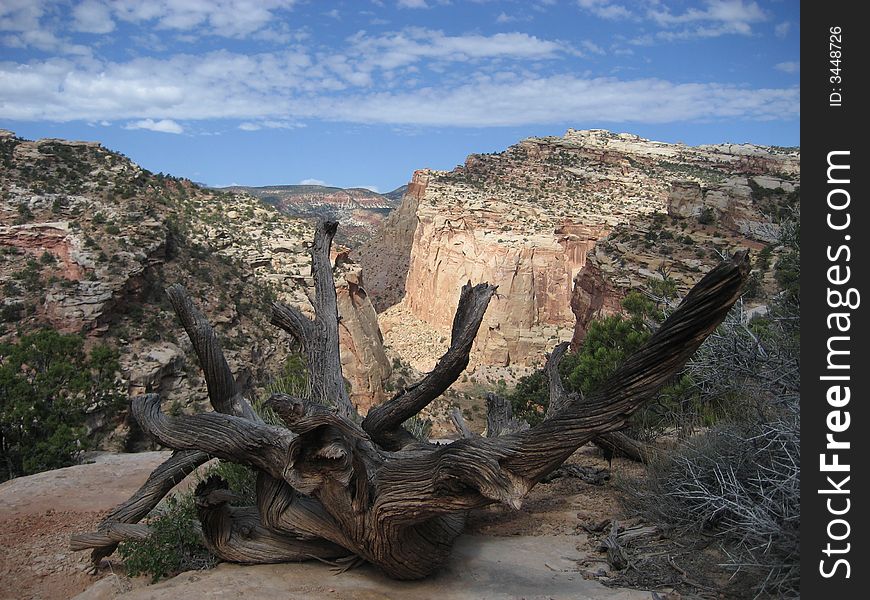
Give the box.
[71,220,749,581]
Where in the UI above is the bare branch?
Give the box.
[449,407,476,439]
[166,284,259,421]
[362,282,497,449]
[131,394,293,480]
[544,341,571,418]
[485,392,529,438]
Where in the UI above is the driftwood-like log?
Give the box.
[449,407,476,439]
[71,219,748,582]
[484,392,529,437]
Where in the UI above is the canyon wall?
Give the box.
[360,129,800,367]
[402,207,604,365]
[352,171,425,311]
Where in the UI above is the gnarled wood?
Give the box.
[544,341,572,418]
[450,407,476,439]
[196,475,348,564]
[71,284,260,561]
[484,392,529,438]
[166,284,259,422]
[272,220,356,420]
[71,218,748,582]
[543,337,655,463]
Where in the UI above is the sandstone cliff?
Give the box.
[352,172,423,311]
[359,129,799,367]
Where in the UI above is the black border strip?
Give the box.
[802,3,869,597]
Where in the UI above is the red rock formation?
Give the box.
[0,222,85,280]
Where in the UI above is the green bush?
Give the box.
[119,460,257,581]
[0,330,124,480]
[118,493,215,582]
[622,214,801,596]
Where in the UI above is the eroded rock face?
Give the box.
[336,267,391,413]
[352,172,424,311]
[403,209,603,365]
[362,129,798,368]
[569,256,624,347]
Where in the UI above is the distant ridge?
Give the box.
[220,183,405,247]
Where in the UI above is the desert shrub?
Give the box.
[698,206,715,225]
[0,302,24,323]
[119,460,257,581]
[622,216,800,597]
[403,415,433,440]
[0,330,124,480]
[266,353,309,398]
[118,493,214,582]
[509,290,695,439]
[507,368,548,425]
[623,415,799,597]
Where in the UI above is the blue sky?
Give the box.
[1,0,799,192]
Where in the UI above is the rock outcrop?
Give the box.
[0,132,390,441]
[358,129,799,366]
[352,172,423,311]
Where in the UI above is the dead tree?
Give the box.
[71,220,749,580]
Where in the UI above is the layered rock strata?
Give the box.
[360,129,799,366]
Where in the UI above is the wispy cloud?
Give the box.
[576,1,633,21]
[71,0,115,34]
[124,118,184,134]
[647,0,767,38]
[397,0,428,9]
[774,21,791,38]
[299,178,327,185]
[0,49,798,127]
[775,61,799,74]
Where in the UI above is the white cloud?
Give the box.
[72,1,115,34]
[0,22,798,131]
[648,0,766,26]
[300,178,327,186]
[775,61,799,74]
[308,75,799,127]
[345,29,567,73]
[576,0,633,20]
[397,0,429,8]
[354,185,380,192]
[63,0,300,39]
[775,21,791,38]
[125,118,184,133]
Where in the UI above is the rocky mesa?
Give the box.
[358,129,799,368]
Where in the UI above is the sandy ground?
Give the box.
[0,452,171,600]
[0,449,660,600]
